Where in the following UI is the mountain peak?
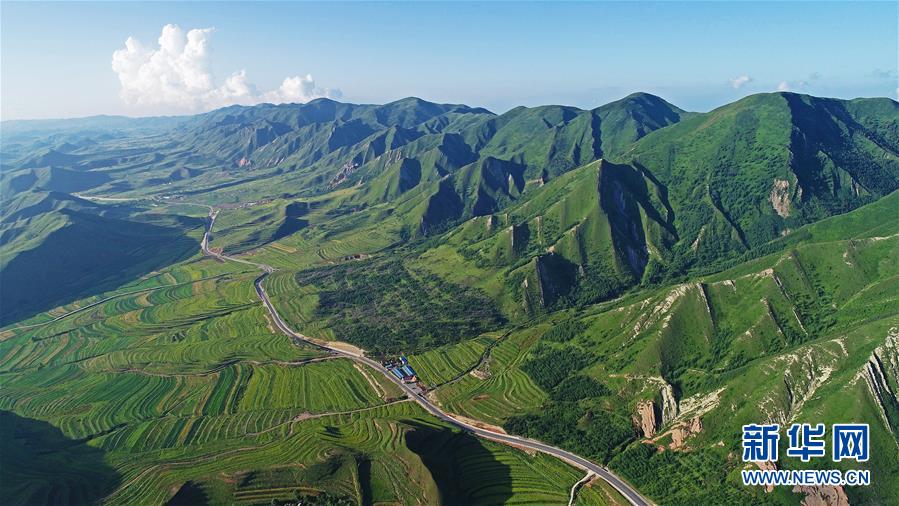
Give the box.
[621,91,665,101]
[602,92,686,113]
[306,97,340,106]
[386,96,435,106]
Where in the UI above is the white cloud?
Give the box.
[729,75,753,89]
[776,73,820,93]
[111,24,340,112]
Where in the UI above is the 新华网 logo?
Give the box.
[740,423,871,488]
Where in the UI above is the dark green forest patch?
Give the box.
[296,259,504,353]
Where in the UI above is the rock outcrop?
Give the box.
[770,178,792,218]
[660,381,678,424]
[860,327,899,434]
[633,379,680,438]
[634,400,658,438]
[669,417,702,449]
[792,485,850,506]
[755,461,777,494]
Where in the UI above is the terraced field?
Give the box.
[576,479,633,506]
[434,325,548,424]
[1,247,604,505]
[0,256,419,504]
[99,401,602,506]
[250,229,401,273]
[2,253,244,330]
[259,269,324,334]
[223,195,408,271]
[236,360,388,412]
[407,333,498,386]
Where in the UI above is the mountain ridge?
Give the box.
[1,90,898,506]
[2,91,896,322]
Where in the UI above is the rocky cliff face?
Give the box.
[634,400,658,438]
[632,379,680,438]
[860,327,899,435]
[669,417,703,450]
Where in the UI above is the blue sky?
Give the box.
[2,1,896,119]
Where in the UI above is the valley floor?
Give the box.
[0,207,634,506]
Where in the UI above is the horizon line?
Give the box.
[3,90,897,124]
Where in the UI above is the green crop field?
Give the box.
[434,325,549,424]
[0,251,603,505]
[92,401,617,506]
[407,333,498,386]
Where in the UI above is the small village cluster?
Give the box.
[382,356,418,383]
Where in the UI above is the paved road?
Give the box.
[201,208,653,506]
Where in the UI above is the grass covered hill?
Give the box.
[423,192,899,504]
[393,93,899,315]
[1,93,689,204]
[625,93,899,259]
[0,191,202,325]
[0,92,697,324]
[3,92,895,331]
[1,91,897,505]
[6,92,891,335]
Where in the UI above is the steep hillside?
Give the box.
[0,192,202,325]
[626,93,899,265]
[401,94,898,315]
[176,97,489,169]
[423,193,899,504]
[0,98,492,204]
[2,92,897,506]
[437,159,675,310]
[465,92,691,179]
[2,94,690,217]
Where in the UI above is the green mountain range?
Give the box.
[1,92,897,505]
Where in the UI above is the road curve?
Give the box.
[201,208,653,506]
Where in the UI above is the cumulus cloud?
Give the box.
[729,75,753,89]
[111,24,340,111]
[776,73,820,93]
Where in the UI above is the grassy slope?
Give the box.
[0,251,613,505]
[626,93,898,256]
[2,93,897,505]
[408,94,899,317]
[251,93,896,341]
[414,192,899,504]
[0,192,204,325]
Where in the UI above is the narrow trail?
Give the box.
[105,356,338,378]
[246,398,412,437]
[569,471,595,506]
[198,206,653,506]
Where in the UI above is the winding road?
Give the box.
[200,207,653,506]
